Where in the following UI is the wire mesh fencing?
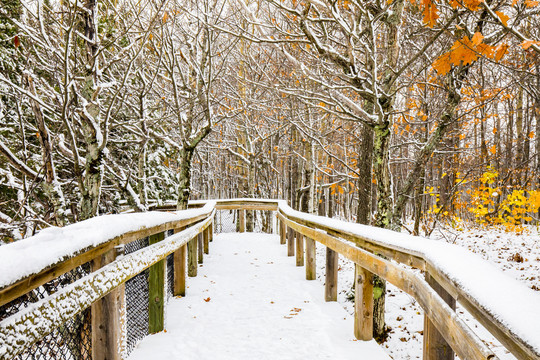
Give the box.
[125,237,150,355]
[214,209,275,234]
[1,207,276,360]
[0,264,93,360]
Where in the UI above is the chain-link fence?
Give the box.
[0,264,92,360]
[125,237,150,355]
[0,234,166,359]
[214,209,275,234]
[1,209,275,360]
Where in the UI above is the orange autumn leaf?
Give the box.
[524,0,539,7]
[204,297,211,302]
[472,32,484,46]
[521,40,540,49]
[422,0,439,27]
[13,35,20,48]
[490,145,496,154]
[494,43,509,61]
[495,11,510,26]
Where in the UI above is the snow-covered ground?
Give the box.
[322,224,540,360]
[128,233,389,360]
[127,225,538,360]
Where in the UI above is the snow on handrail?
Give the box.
[0,201,216,293]
[277,201,540,360]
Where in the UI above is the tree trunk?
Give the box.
[177,148,194,210]
[357,123,373,225]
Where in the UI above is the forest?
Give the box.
[0,0,539,353]
[1,0,539,249]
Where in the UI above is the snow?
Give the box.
[0,201,215,289]
[278,202,540,357]
[0,220,210,359]
[128,233,389,360]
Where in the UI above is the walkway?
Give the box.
[128,233,390,360]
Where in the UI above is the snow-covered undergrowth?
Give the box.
[316,225,540,360]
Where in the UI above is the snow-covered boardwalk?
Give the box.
[128,233,389,360]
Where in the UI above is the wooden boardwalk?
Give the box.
[128,233,390,360]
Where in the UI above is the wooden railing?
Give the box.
[1,199,539,360]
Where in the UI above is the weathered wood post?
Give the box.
[325,247,338,301]
[188,235,198,277]
[280,220,286,245]
[305,237,316,280]
[92,244,126,360]
[173,227,186,297]
[209,220,214,242]
[423,273,456,360]
[198,233,203,264]
[287,228,295,256]
[239,209,246,232]
[149,232,165,334]
[354,264,373,340]
[203,226,209,254]
[296,233,304,266]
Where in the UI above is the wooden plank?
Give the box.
[281,209,425,270]
[198,233,203,264]
[149,232,165,334]
[91,245,126,360]
[0,218,211,359]
[239,209,246,232]
[279,214,495,360]
[280,221,286,245]
[325,247,338,302]
[188,236,198,277]
[279,208,537,360]
[287,228,295,256]
[173,227,186,297]
[203,226,209,254]
[305,237,316,280]
[423,272,455,360]
[296,233,304,266]
[354,264,373,341]
[0,212,210,307]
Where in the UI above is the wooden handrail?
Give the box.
[1,198,538,360]
[275,202,540,360]
[0,215,214,359]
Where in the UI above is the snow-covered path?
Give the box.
[128,233,389,360]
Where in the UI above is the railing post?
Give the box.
[203,226,209,254]
[280,220,286,245]
[91,245,126,360]
[354,264,373,340]
[296,233,304,266]
[188,235,198,277]
[239,209,246,232]
[325,247,338,301]
[209,220,213,242]
[149,232,165,334]
[287,227,295,256]
[173,227,186,297]
[423,272,456,360]
[198,233,203,264]
[305,237,316,280]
